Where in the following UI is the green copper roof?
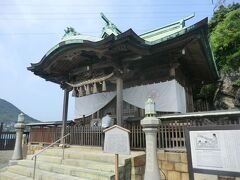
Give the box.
[52,13,195,49]
[61,27,101,42]
[44,27,102,57]
[100,12,121,38]
[28,15,219,85]
[61,34,102,42]
[140,13,195,42]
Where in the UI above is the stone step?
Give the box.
[62,159,120,173]
[7,165,90,180]
[32,149,128,165]
[1,147,144,180]
[16,160,118,180]
[69,146,102,151]
[27,154,63,164]
[0,171,32,180]
[22,158,118,173]
[8,165,32,177]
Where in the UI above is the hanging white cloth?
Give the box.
[175,81,187,113]
[74,91,116,118]
[123,80,186,113]
[74,79,186,119]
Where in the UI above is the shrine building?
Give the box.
[28,13,218,136]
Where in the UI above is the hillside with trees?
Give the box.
[0,98,40,131]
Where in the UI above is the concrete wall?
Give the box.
[27,144,45,155]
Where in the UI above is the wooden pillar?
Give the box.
[188,86,194,112]
[61,89,69,144]
[116,77,123,126]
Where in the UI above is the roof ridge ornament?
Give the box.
[62,27,80,39]
[180,13,195,28]
[100,12,121,38]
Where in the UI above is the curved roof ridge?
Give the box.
[28,17,219,84]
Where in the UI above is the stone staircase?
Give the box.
[0,146,145,180]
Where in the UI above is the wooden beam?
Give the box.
[122,55,142,63]
[92,61,115,69]
[127,43,150,56]
[169,63,180,78]
[69,66,91,77]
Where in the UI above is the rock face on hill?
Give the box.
[0,98,40,131]
[214,69,240,109]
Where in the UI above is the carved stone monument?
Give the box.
[141,98,161,180]
[9,113,25,165]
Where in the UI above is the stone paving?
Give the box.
[0,150,13,169]
[0,144,27,169]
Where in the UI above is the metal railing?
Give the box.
[31,133,70,180]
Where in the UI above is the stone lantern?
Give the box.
[9,113,25,165]
[144,98,156,116]
[141,98,161,180]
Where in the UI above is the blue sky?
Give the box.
[0,0,238,121]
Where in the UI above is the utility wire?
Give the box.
[0,13,209,20]
[0,3,213,6]
[0,11,211,14]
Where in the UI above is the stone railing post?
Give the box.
[141,98,161,180]
[9,113,25,165]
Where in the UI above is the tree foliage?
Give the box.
[194,3,240,105]
[209,3,240,33]
[209,3,240,73]
[193,83,217,104]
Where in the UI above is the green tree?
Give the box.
[210,6,240,73]
[209,3,240,33]
[194,3,240,107]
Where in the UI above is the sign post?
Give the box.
[103,125,130,180]
[115,154,119,180]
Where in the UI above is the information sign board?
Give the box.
[104,125,130,155]
[185,125,240,180]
